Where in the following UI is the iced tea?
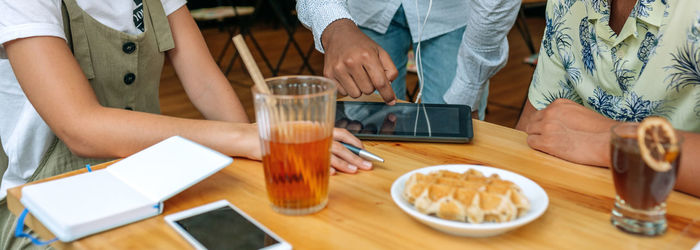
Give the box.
[262,122,332,214]
[254,76,336,215]
[611,135,679,210]
[609,121,681,236]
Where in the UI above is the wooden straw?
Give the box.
[232,34,271,94]
[232,34,287,140]
[232,35,322,188]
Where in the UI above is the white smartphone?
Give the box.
[164,200,292,250]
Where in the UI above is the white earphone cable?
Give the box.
[412,0,433,136]
[413,0,433,104]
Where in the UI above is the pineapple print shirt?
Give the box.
[528,0,700,132]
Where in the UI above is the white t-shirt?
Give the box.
[0,0,186,198]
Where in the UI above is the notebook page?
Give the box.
[106,136,232,202]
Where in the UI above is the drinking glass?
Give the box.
[253,76,336,215]
[609,123,682,236]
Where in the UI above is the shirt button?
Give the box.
[122,42,136,54]
[124,73,136,85]
[125,106,133,111]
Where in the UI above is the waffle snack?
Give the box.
[403,169,530,223]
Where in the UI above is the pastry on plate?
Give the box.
[403,169,530,223]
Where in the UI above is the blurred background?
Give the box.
[161,0,546,128]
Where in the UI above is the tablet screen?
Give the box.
[335,102,472,142]
[174,206,279,250]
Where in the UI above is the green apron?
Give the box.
[0,0,174,248]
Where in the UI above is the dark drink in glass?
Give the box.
[609,122,681,236]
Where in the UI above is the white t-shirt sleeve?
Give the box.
[162,0,187,16]
[0,0,65,58]
[0,0,187,58]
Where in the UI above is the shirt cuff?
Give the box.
[443,78,484,108]
[308,3,356,53]
[0,23,66,59]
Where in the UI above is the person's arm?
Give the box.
[516,99,700,197]
[296,1,398,104]
[517,99,617,167]
[515,0,596,162]
[443,0,520,115]
[165,6,371,174]
[5,35,372,174]
[5,36,260,159]
[166,7,247,122]
[674,132,700,197]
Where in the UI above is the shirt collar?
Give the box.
[587,0,666,46]
[633,0,666,28]
[585,1,607,22]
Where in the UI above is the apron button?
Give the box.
[122,42,136,54]
[125,106,133,111]
[124,73,136,85]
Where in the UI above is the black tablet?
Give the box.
[335,101,473,143]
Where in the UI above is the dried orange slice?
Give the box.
[637,117,679,172]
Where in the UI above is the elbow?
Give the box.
[56,128,98,158]
[51,115,111,158]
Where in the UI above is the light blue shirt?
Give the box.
[297,0,520,108]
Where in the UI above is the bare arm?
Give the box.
[5,36,260,159]
[517,99,700,197]
[166,7,248,122]
[515,100,537,131]
[675,131,700,197]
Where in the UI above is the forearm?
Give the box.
[515,100,537,131]
[675,131,700,197]
[167,7,248,122]
[66,107,258,159]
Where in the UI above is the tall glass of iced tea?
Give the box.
[253,76,335,215]
[610,118,682,236]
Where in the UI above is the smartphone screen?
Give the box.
[335,101,473,142]
[173,206,280,250]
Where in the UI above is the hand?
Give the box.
[321,19,399,104]
[523,99,619,166]
[330,128,373,174]
[378,113,397,135]
[335,118,363,134]
[335,113,397,135]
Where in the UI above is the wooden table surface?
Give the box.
[7,103,700,249]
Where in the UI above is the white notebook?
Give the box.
[20,136,233,242]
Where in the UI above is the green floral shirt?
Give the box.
[529,0,700,132]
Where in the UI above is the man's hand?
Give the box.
[335,113,397,135]
[518,99,619,167]
[321,19,398,105]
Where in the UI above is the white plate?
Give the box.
[390,164,549,237]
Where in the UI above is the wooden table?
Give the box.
[7,107,700,249]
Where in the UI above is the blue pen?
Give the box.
[340,142,385,162]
